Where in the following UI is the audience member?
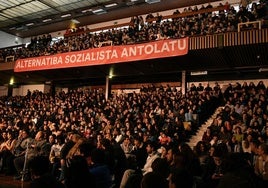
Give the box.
[142,140,160,175]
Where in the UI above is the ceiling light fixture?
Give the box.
[190,71,208,76]
[82,8,92,13]
[43,18,52,22]
[92,8,107,15]
[105,3,117,8]
[145,0,161,4]
[61,14,71,18]
[259,68,268,72]
[26,23,34,26]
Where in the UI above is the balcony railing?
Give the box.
[189,28,268,50]
[238,20,262,32]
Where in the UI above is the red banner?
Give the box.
[14,38,188,72]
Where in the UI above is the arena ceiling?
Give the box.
[0,0,221,38]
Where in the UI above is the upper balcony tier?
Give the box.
[0,2,267,86]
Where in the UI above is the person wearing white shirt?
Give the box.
[142,140,160,175]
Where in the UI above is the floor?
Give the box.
[0,174,30,188]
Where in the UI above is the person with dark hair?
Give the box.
[119,136,145,188]
[120,136,134,158]
[194,141,209,168]
[49,134,65,178]
[0,130,16,175]
[202,144,226,188]
[142,140,160,175]
[165,145,179,170]
[249,139,260,167]
[131,136,147,169]
[179,142,202,177]
[28,155,64,188]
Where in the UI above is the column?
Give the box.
[7,84,13,97]
[181,70,186,95]
[105,76,111,100]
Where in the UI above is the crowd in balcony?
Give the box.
[0,0,267,62]
[0,80,268,188]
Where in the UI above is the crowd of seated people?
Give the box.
[0,83,221,186]
[0,80,268,187]
[0,0,267,62]
[198,80,268,188]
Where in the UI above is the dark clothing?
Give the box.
[0,149,15,175]
[65,155,96,188]
[13,155,26,175]
[30,173,65,188]
[217,170,262,188]
[59,140,75,181]
[29,156,64,188]
[27,139,51,160]
[89,164,112,188]
[202,156,224,188]
[112,143,128,188]
[131,144,147,169]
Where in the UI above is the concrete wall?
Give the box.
[0,31,23,48]
[0,86,8,96]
